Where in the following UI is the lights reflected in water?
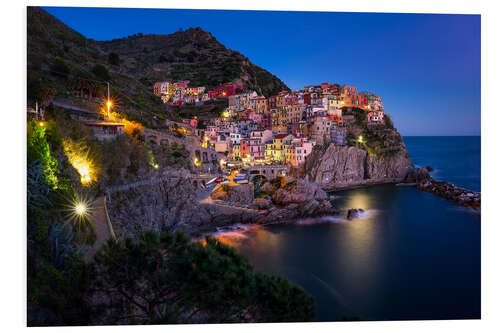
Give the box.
[329,190,382,291]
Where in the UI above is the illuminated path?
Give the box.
[83,196,116,261]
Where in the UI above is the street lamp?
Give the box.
[107,100,112,119]
[75,202,87,216]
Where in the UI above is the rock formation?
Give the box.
[303,144,413,191]
[346,208,365,220]
[106,174,338,239]
[260,178,336,219]
[404,167,481,212]
[210,183,254,204]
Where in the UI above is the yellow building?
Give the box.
[270,134,293,163]
[230,143,241,160]
[286,104,305,124]
[265,141,274,163]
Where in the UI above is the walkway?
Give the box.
[83,196,117,261]
[106,175,171,194]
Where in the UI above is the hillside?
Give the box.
[27,7,289,126]
[97,28,289,97]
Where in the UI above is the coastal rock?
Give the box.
[251,198,271,210]
[346,208,365,220]
[365,150,414,180]
[107,176,213,238]
[107,173,339,239]
[404,167,431,183]
[272,178,328,205]
[271,178,336,217]
[303,144,413,191]
[260,181,275,193]
[210,183,254,204]
[305,146,366,189]
[416,178,481,212]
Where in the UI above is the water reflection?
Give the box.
[209,186,480,321]
[212,225,286,273]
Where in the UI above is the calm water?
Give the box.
[217,137,481,321]
[404,136,481,192]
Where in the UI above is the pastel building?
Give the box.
[228,132,242,144]
[251,96,268,114]
[208,82,244,98]
[286,139,314,167]
[309,115,334,145]
[367,111,384,123]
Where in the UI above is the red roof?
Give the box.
[274,134,289,139]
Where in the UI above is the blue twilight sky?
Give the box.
[43,7,481,136]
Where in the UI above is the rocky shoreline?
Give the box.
[302,141,481,213]
[105,171,344,240]
[405,167,481,213]
[209,177,339,226]
[107,163,480,242]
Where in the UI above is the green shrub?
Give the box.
[27,121,59,189]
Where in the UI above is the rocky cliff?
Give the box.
[106,172,337,238]
[303,143,414,191]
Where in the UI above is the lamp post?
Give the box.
[107,100,112,119]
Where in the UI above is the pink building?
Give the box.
[182,118,198,129]
[208,82,244,98]
[248,137,265,161]
[206,125,218,138]
[295,141,314,166]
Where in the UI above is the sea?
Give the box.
[214,136,481,321]
[404,136,481,192]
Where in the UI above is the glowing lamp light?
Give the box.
[78,164,92,185]
[75,202,87,216]
[81,174,91,184]
[153,163,159,169]
[107,100,112,108]
[39,121,45,127]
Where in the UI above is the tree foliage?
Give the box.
[384,113,395,129]
[50,57,70,78]
[92,64,110,81]
[353,107,366,126]
[92,231,315,324]
[108,52,120,66]
[27,156,93,326]
[27,121,59,189]
[27,79,56,107]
